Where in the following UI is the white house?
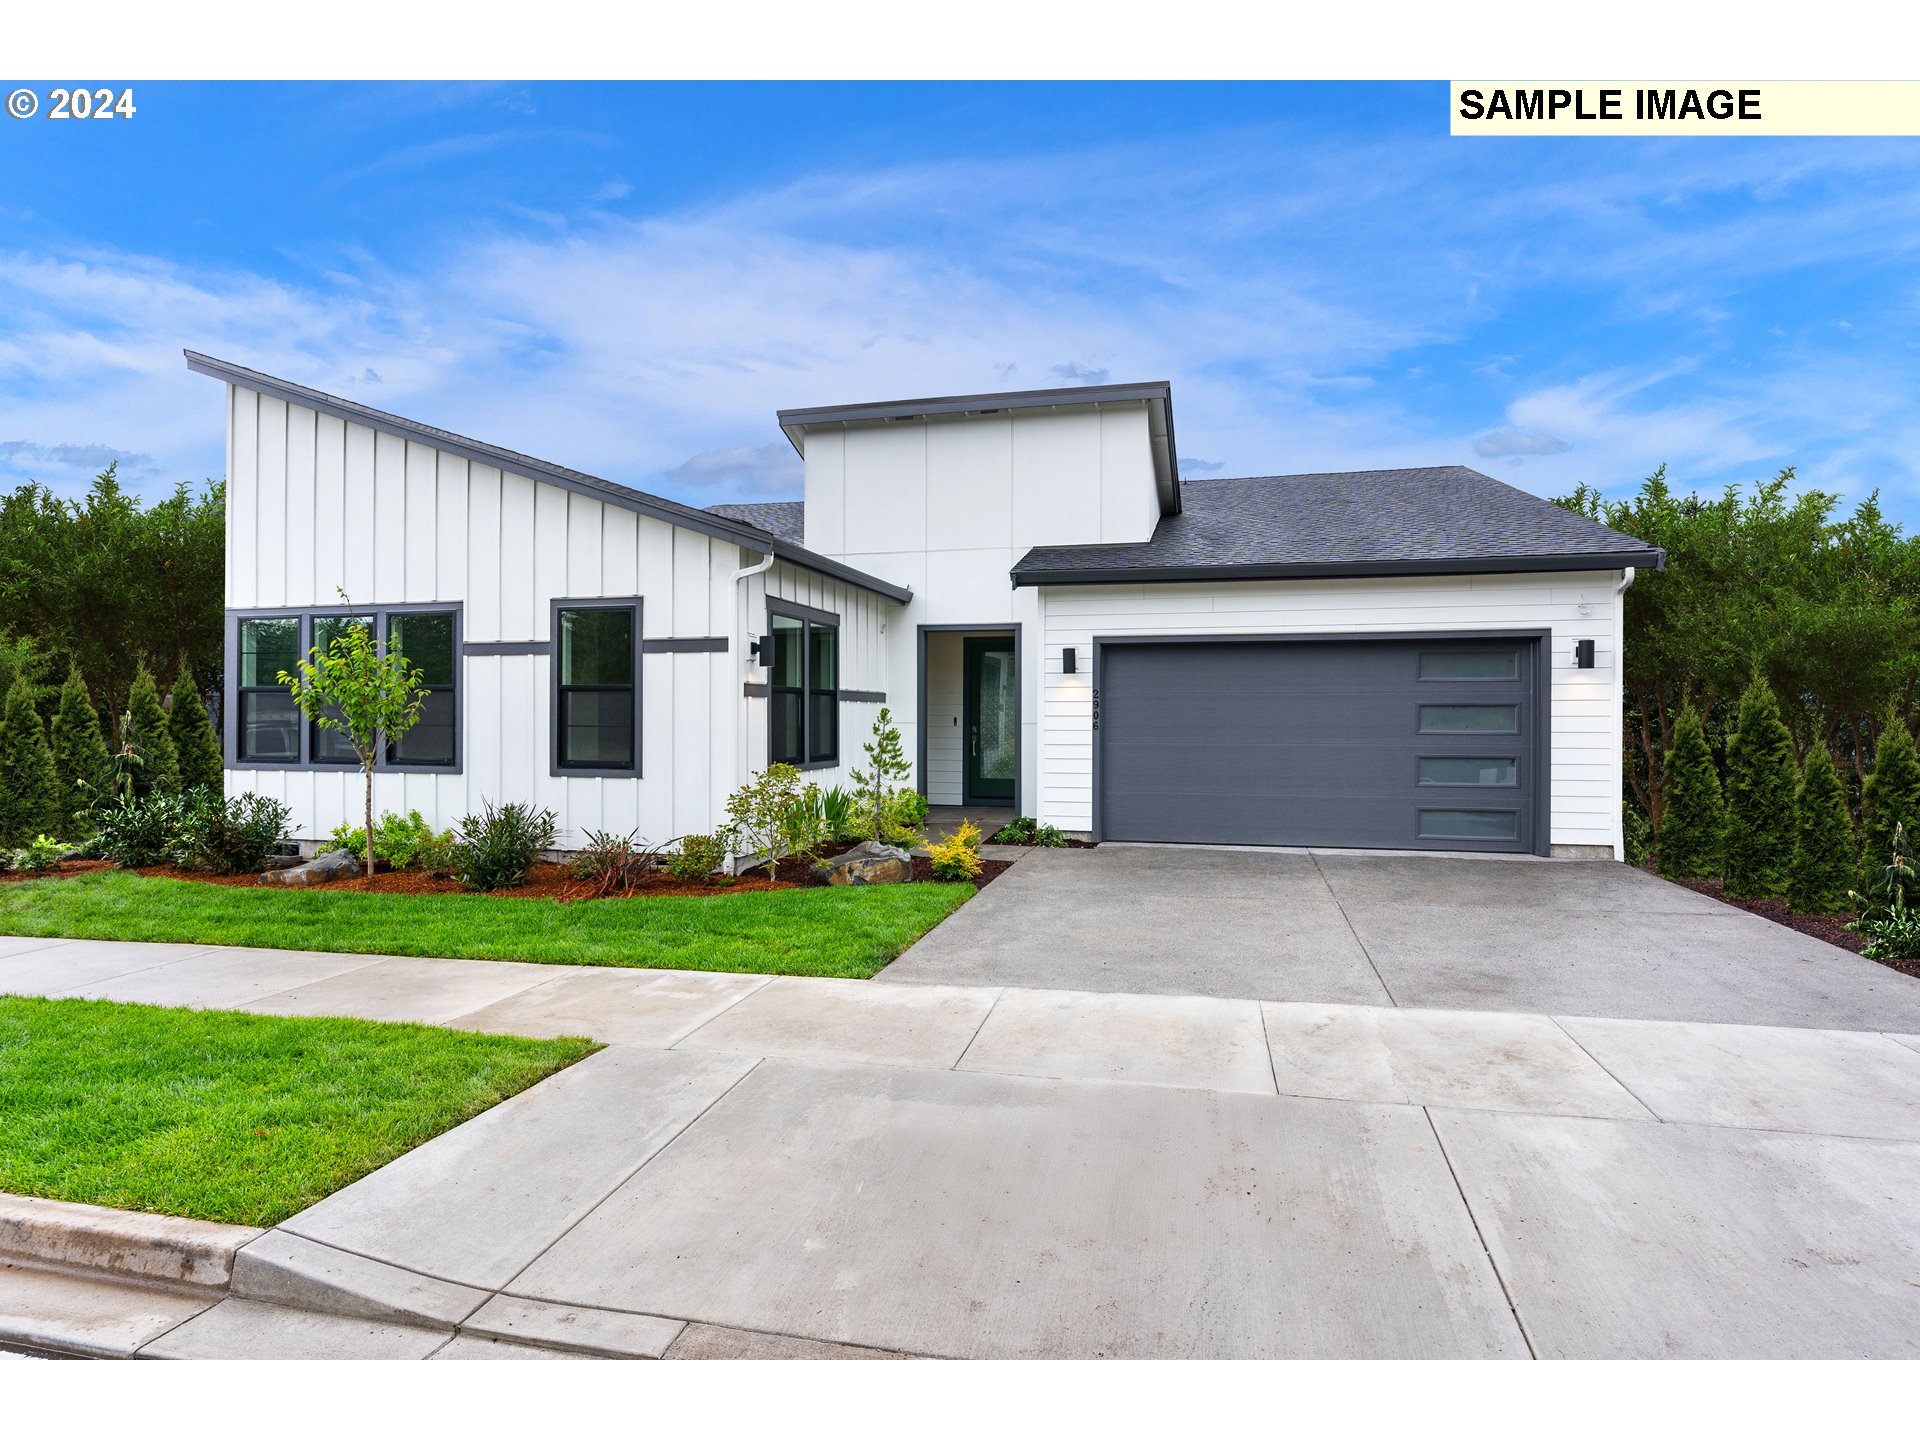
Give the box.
[192,352,1662,859]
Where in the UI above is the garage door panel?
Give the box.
[1097,638,1539,852]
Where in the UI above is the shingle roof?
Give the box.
[1011,466,1664,585]
[703,500,805,545]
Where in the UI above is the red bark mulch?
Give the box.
[0,858,114,885]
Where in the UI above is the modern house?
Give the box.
[192,351,1662,859]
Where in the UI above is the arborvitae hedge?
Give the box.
[49,666,109,833]
[1862,711,1920,875]
[1722,672,1799,899]
[0,675,62,847]
[1659,703,1725,879]
[168,661,223,792]
[1789,735,1855,914]
[123,661,180,796]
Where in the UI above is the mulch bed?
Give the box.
[988,837,1097,850]
[0,858,113,885]
[1653,870,1920,979]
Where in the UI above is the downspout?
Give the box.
[1613,567,1636,862]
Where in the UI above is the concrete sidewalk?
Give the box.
[5,935,1920,1357]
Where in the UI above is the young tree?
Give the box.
[1790,736,1855,914]
[168,660,223,792]
[1862,710,1920,878]
[1658,703,1725,880]
[49,665,109,833]
[1722,672,1799,898]
[849,706,916,844]
[0,676,62,848]
[279,609,428,878]
[123,661,180,795]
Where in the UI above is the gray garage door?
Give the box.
[1096,636,1542,852]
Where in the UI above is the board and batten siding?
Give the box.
[223,383,896,845]
[752,558,895,794]
[1036,570,1629,857]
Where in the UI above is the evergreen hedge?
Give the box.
[0,676,62,848]
[50,666,109,834]
[1789,735,1855,914]
[1722,673,1799,899]
[1658,703,1724,880]
[1862,710,1920,876]
[123,661,180,796]
[169,662,223,793]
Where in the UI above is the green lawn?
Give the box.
[0,870,974,978]
[0,995,596,1226]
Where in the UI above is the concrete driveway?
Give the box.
[881,845,1920,1032]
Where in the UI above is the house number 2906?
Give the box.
[1091,688,1101,731]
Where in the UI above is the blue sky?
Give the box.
[4,80,1920,522]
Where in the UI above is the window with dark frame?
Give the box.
[237,617,301,762]
[310,613,373,764]
[388,611,458,766]
[556,605,636,771]
[768,607,839,768]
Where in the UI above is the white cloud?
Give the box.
[1472,427,1570,459]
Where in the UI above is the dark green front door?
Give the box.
[964,637,1017,804]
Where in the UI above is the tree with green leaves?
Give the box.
[168,660,223,792]
[122,661,180,796]
[1658,703,1725,880]
[1862,710,1920,878]
[1722,672,1799,899]
[848,706,917,845]
[279,604,428,878]
[50,665,109,833]
[0,676,62,848]
[1790,736,1855,914]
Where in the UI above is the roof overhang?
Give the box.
[778,380,1182,516]
[1011,548,1667,588]
[184,351,913,605]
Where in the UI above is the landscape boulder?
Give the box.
[811,841,912,886]
[260,849,361,887]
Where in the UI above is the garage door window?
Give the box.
[1418,757,1517,786]
[1418,650,1517,680]
[1418,704,1518,734]
[1418,809,1518,840]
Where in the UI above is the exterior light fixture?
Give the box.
[1574,639,1595,669]
[1062,647,1078,674]
[749,636,774,667]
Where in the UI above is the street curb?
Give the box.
[0,1193,263,1293]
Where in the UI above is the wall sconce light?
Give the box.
[1062,647,1078,674]
[1574,639,1595,669]
[748,636,774,667]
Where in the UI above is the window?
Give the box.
[237,618,301,762]
[555,604,636,772]
[1419,704,1519,734]
[1418,757,1518,786]
[389,612,457,766]
[769,604,839,768]
[1419,650,1518,681]
[228,605,461,770]
[1418,809,1519,841]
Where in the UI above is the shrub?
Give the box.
[725,764,828,873]
[453,799,557,891]
[990,815,1068,847]
[92,791,193,867]
[14,834,67,872]
[327,809,455,871]
[570,828,665,898]
[850,707,918,844]
[177,790,293,874]
[1862,711,1920,887]
[820,786,861,844]
[1849,824,1920,960]
[49,666,109,835]
[1657,703,1725,879]
[665,832,730,884]
[0,675,61,849]
[123,661,181,795]
[1721,673,1798,899]
[927,819,984,881]
[1789,736,1855,915]
[168,662,224,793]
[1622,801,1652,868]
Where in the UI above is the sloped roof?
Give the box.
[703,500,805,545]
[1011,466,1664,586]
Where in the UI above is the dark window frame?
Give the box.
[224,603,463,773]
[767,598,841,772]
[549,597,642,778]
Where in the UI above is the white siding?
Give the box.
[1036,571,1627,857]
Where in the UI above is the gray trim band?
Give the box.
[1012,550,1664,588]
[778,380,1170,430]
[743,682,769,698]
[186,350,914,605]
[464,641,550,657]
[641,637,729,654]
[839,689,887,704]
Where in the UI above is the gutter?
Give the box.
[1010,549,1667,588]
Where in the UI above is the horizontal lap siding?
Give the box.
[223,387,753,846]
[1037,572,1626,856]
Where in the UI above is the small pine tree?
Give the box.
[1789,735,1855,914]
[1862,710,1920,881]
[49,666,110,833]
[123,661,180,796]
[1658,703,1725,880]
[0,676,62,848]
[1722,672,1799,899]
[168,661,223,792]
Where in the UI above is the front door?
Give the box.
[963,637,1017,804]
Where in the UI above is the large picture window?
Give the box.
[554,602,638,774]
[769,603,839,768]
[227,605,461,770]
